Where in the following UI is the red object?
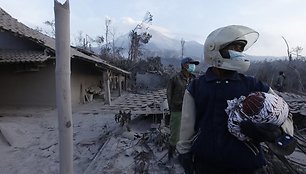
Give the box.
[242,92,265,116]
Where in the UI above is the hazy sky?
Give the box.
[0,0,305,57]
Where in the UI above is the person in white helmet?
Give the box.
[176,25,295,174]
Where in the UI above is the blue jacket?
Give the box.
[188,67,269,169]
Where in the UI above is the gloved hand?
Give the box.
[267,133,297,155]
[178,152,194,174]
[240,120,282,142]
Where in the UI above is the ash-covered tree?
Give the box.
[73,31,103,52]
[128,12,153,62]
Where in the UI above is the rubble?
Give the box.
[0,90,305,173]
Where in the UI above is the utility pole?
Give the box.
[54,1,73,174]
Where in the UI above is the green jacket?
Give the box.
[167,71,195,111]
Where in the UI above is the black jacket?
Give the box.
[189,67,269,169]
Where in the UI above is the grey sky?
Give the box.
[0,0,305,57]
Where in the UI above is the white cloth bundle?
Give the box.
[226,92,289,141]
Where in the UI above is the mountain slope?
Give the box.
[98,29,285,62]
[112,29,203,59]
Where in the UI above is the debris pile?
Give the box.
[84,119,183,174]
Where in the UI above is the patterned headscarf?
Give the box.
[226,92,289,141]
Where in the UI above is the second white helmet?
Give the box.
[204,25,259,73]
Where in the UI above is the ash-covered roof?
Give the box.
[0,8,129,75]
[0,50,50,63]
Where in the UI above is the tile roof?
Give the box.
[0,8,129,74]
[0,50,50,63]
[0,8,54,50]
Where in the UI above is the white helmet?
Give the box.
[204,25,259,73]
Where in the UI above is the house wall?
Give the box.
[0,60,104,107]
[0,29,128,107]
[70,60,103,105]
[0,61,56,107]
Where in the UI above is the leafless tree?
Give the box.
[281,36,304,92]
[281,36,292,61]
[105,17,111,50]
[292,46,303,59]
[96,16,125,62]
[94,35,104,50]
[110,28,124,59]
[44,20,55,37]
[105,19,121,59]
[74,31,84,48]
[34,26,44,33]
[281,36,304,61]
[73,31,100,52]
[181,38,185,57]
[33,20,55,37]
[84,34,95,50]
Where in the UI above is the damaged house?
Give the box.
[0,8,130,107]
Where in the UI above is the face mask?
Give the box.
[187,64,196,73]
[228,50,247,61]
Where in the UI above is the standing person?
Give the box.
[275,71,286,92]
[166,57,199,161]
[177,25,295,174]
